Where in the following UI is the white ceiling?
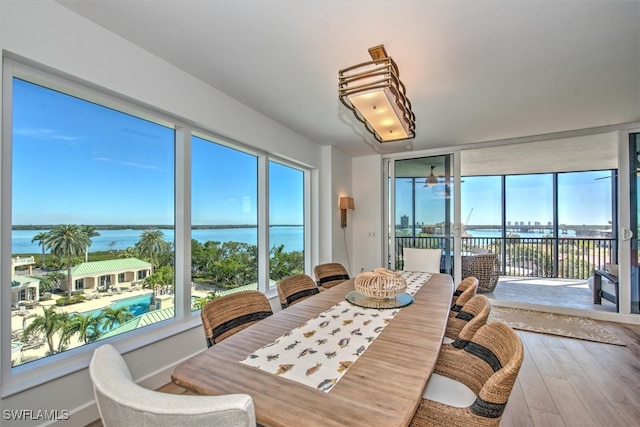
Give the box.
[56,1,640,157]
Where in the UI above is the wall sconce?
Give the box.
[338,45,415,143]
[339,196,355,228]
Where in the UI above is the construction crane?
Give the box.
[466,208,473,225]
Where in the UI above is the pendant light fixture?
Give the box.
[339,45,416,143]
[425,166,439,187]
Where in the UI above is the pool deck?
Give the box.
[11,288,165,363]
[11,285,232,365]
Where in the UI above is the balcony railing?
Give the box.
[394,236,615,280]
[12,256,35,265]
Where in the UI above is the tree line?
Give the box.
[18,224,303,364]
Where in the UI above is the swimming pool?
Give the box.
[82,292,154,318]
[109,293,154,316]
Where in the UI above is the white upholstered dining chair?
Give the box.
[89,344,256,427]
[402,248,442,273]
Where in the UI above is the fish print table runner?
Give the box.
[239,271,432,392]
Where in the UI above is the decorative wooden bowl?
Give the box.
[354,268,407,300]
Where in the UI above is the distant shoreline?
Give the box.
[12,224,302,230]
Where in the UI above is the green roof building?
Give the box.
[67,258,152,293]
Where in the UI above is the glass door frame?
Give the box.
[615,129,639,315]
[384,150,462,281]
[625,131,640,314]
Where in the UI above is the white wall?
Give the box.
[352,155,384,273]
[0,2,345,426]
[317,146,355,275]
[0,1,320,167]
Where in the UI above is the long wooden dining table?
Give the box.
[171,272,454,427]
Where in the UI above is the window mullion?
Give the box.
[175,126,191,319]
[258,155,269,292]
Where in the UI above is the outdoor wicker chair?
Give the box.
[468,248,489,254]
[276,274,320,309]
[449,279,477,317]
[201,290,273,347]
[463,254,500,293]
[443,294,491,346]
[313,263,350,290]
[410,321,524,427]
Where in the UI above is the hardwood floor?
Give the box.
[501,320,640,427]
[87,320,640,427]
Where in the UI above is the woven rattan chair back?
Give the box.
[452,276,479,306]
[444,294,491,345]
[277,274,320,309]
[201,290,273,347]
[471,254,500,293]
[411,321,524,427]
[313,263,350,289]
[450,279,477,316]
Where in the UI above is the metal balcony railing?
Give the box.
[394,236,615,280]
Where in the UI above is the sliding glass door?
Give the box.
[630,134,640,314]
[388,155,454,274]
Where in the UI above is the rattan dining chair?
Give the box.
[313,262,350,290]
[90,344,256,427]
[410,321,524,427]
[449,279,478,317]
[276,274,320,309]
[443,295,491,346]
[451,276,479,306]
[201,290,273,347]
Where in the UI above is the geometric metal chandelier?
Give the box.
[339,45,416,143]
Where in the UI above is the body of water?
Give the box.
[11,226,303,255]
[397,228,579,239]
[464,228,577,238]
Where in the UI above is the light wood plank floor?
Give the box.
[501,320,640,427]
[87,320,640,427]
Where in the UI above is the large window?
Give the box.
[10,78,175,367]
[459,171,615,278]
[557,171,614,232]
[268,161,304,287]
[460,176,502,233]
[4,65,310,384]
[505,174,554,235]
[190,136,258,307]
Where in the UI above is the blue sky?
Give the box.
[12,77,610,228]
[396,170,613,226]
[12,78,304,226]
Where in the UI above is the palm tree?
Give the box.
[45,225,91,298]
[62,314,101,344]
[23,306,67,355]
[98,307,134,332]
[143,265,174,294]
[44,271,66,293]
[135,229,170,270]
[81,225,100,262]
[31,231,50,269]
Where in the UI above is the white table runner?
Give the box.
[239,271,432,392]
